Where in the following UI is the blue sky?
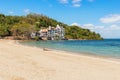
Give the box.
[0,0,120,38]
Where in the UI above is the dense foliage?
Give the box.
[0,13,103,40]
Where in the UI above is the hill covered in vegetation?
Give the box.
[0,13,103,40]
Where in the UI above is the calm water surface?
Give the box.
[21,39,120,58]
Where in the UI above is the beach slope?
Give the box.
[0,40,120,80]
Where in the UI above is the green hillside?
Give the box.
[0,13,103,40]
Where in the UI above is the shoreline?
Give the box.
[1,39,120,80]
[19,40,120,63]
[9,39,120,64]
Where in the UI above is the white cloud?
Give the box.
[58,0,93,7]
[24,9,30,14]
[81,24,104,31]
[59,0,68,4]
[108,24,120,30]
[83,24,95,29]
[100,14,120,23]
[82,24,120,38]
[59,0,82,7]
[71,23,96,30]
[97,25,120,38]
[71,22,80,26]
[71,22,120,38]
[73,4,81,7]
[72,0,81,3]
[82,24,120,31]
[72,0,81,7]
[8,11,14,14]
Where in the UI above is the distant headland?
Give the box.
[0,13,103,40]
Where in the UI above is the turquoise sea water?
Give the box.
[21,39,120,58]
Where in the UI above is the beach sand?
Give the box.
[0,39,120,80]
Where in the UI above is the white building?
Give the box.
[39,25,65,40]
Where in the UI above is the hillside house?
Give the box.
[31,25,65,40]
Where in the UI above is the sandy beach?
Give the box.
[0,40,120,80]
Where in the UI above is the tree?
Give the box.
[0,13,103,40]
[0,25,10,37]
[0,14,5,25]
[11,23,35,40]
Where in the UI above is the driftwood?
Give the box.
[43,48,51,51]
